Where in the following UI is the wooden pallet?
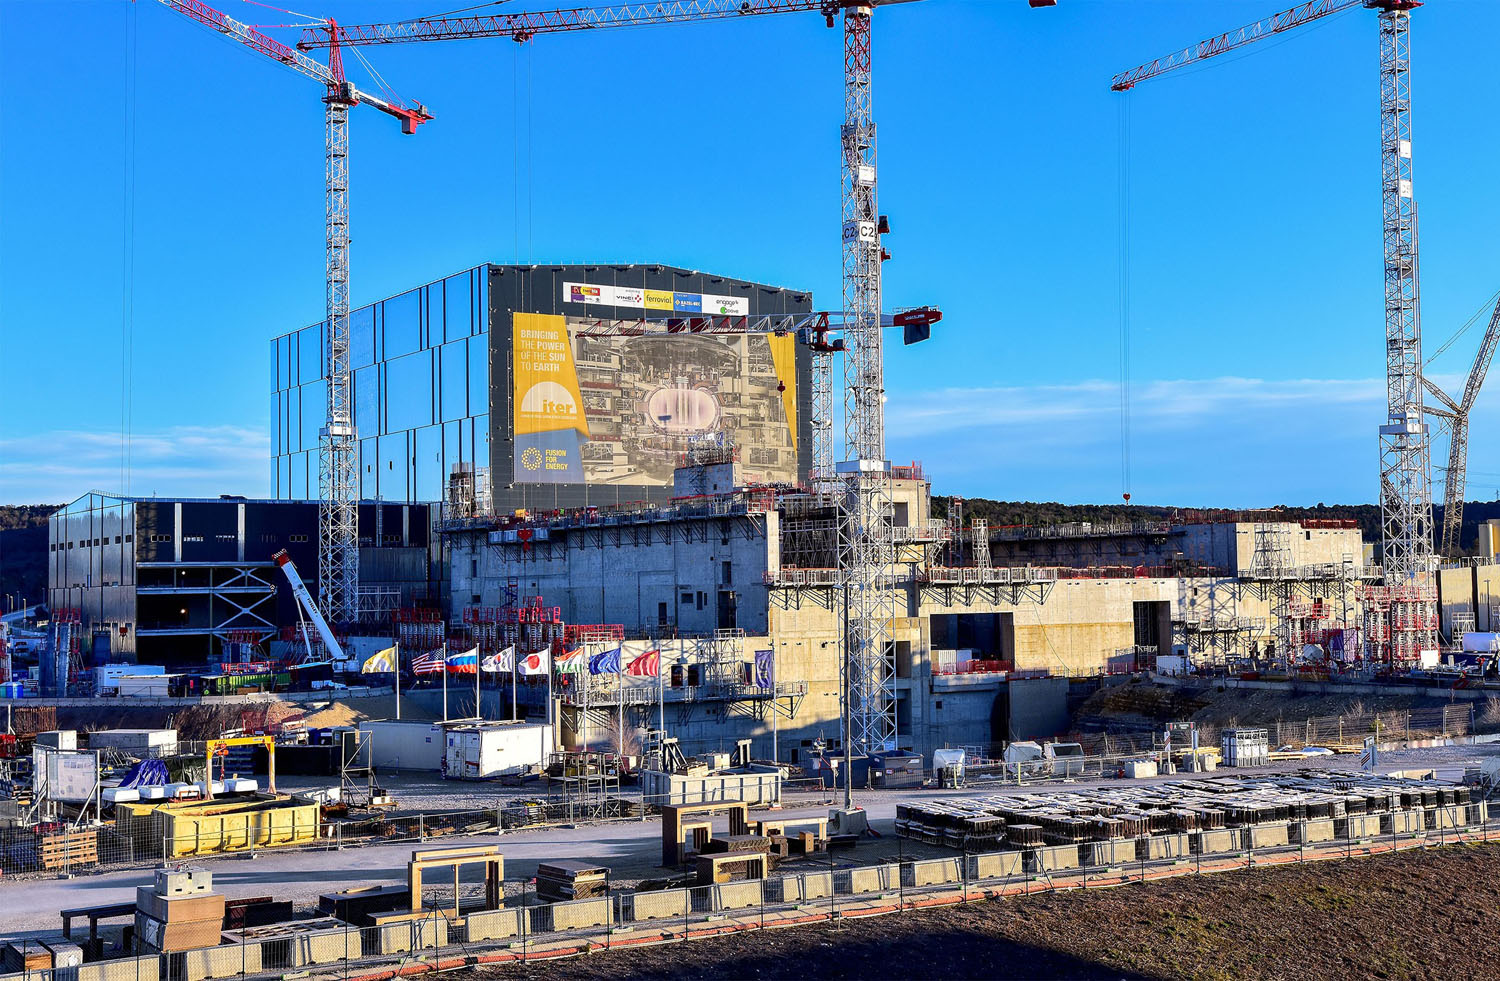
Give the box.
[40,831,98,871]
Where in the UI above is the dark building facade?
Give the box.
[48,494,437,667]
[272,263,814,515]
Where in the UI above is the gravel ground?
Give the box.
[472,842,1500,981]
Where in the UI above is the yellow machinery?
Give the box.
[205,736,276,800]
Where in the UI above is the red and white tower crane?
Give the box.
[1112,0,1439,664]
[154,1,432,625]
[305,0,1053,753]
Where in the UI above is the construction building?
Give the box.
[270,263,813,514]
[443,445,1400,762]
[47,493,438,666]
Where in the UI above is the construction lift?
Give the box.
[154,1,432,626]
[272,549,350,669]
[307,0,1055,809]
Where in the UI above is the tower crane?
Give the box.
[1112,0,1440,664]
[1422,297,1500,557]
[305,0,1053,754]
[154,1,432,626]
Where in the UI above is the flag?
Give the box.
[411,649,446,675]
[626,649,660,677]
[754,648,775,688]
[589,646,622,675]
[447,646,480,674]
[360,646,396,674]
[482,647,515,673]
[555,647,585,675]
[518,647,551,676]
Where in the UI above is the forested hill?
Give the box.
[0,505,59,607]
[931,496,1500,554]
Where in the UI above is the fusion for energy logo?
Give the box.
[521,447,543,471]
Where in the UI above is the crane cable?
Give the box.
[1117,94,1132,504]
[122,1,139,497]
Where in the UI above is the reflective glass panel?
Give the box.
[352,305,376,369]
[290,452,309,500]
[444,272,472,342]
[440,341,467,422]
[467,335,488,416]
[355,365,380,437]
[271,394,282,455]
[301,380,326,452]
[473,414,490,469]
[384,290,421,359]
[299,325,324,384]
[378,432,409,501]
[386,351,433,432]
[415,425,442,502]
[360,438,378,499]
[426,283,443,349]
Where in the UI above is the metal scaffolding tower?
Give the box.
[836,5,898,754]
[1374,3,1433,583]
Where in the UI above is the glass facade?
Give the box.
[272,266,490,504]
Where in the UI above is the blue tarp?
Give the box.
[118,759,169,789]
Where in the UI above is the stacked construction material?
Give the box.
[135,867,226,952]
[535,860,609,903]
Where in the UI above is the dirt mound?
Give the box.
[470,844,1500,981]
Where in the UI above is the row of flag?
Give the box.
[361,644,773,684]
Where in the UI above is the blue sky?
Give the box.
[4,0,1500,507]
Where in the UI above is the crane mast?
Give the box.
[1423,297,1500,557]
[837,5,898,754]
[1374,2,1432,583]
[155,2,431,627]
[1113,0,1438,665]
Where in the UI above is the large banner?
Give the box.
[512,312,799,486]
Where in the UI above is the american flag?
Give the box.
[410,650,446,675]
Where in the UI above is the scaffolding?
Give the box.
[1363,581,1439,665]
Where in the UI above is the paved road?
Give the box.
[3,743,1492,936]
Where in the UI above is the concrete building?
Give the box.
[48,493,438,666]
[444,450,1388,762]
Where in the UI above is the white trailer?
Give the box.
[442,722,553,780]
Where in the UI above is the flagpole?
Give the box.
[511,647,517,722]
[395,641,401,721]
[442,640,448,723]
[617,648,623,762]
[474,643,481,722]
[583,646,589,752]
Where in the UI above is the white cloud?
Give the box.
[0,426,272,504]
[886,373,1486,506]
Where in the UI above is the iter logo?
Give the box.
[519,380,578,420]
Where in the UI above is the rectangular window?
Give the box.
[298,324,324,384]
[444,272,473,342]
[721,560,732,585]
[386,351,433,432]
[426,281,444,349]
[351,304,376,369]
[470,559,478,576]
[440,341,468,422]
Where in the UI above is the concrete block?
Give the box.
[967,851,1024,880]
[1384,809,1423,835]
[709,881,763,911]
[1138,834,1191,860]
[294,929,360,966]
[902,858,961,887]
[1434,805,1466,830]
[80,958,163,981]
[1194,829,1241,855]
[377,918,446,955]
[836,865,898,895]
[540,898,610,932]
[1026,845,1081,873]
[1085,841,1136,867]
[1295,820,1335,844]
[1246,824,1289,849]
[464,909,524,943]
[793,871,834,901]
[619,889,688,922]
[1344,814,1380,839]
[182,945,254,981]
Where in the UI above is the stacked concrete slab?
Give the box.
[135,868,224,953]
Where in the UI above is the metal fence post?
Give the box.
[418,814,425,841]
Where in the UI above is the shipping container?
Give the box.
[441,722,553,780]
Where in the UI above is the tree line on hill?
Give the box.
[0,505,60,608]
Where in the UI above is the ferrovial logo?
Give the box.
[521,447,543,471]
[520,381,578,418]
